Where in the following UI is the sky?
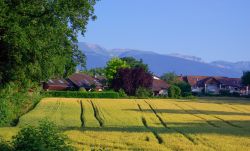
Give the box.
[78,0,250,62]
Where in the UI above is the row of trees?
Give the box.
[83,57,193,98]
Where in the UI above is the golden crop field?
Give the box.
[1,97,250,151]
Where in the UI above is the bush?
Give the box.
[0,137,12,151]
[135,87,153,98]
[43,91,119,98]
[168,85,181,98]
[78,87,86,92]
[182,92,193,97]
[175,82,191,97]
[13,120,75,151]
[219,90,230,96]
[0,81,42,126]
[118,89,127,98]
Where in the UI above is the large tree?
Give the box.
[160,72,180,85]
[0,0,97,84]
[105,57,129,83]
[241,71,250,86]
[120,57,149,72]
[111,68,153,95]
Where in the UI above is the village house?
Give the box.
[152,76,169,96]
[43,79,73,91]
[43,73,103,91]
[179,75,246,95]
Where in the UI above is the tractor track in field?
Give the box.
[225,104,246,113]
[137,103,164,144]
[89,100,104,127]
[173,103,220,128]
[228,104,250,113]
[145,101,220,150]
[79,100,85,128]
[184,104,242,128]
[144,101,197,145]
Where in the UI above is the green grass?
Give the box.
[0,97,250,150]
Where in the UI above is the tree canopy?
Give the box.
[241,71,250,86]
[120,57,149,72]
[111,68,153,95]
[105,57,129,82]
[160,72,180,85]
[0,0,97,84]
[82,67,105,77]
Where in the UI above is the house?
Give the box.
[152,76,169,96]
[43,79,73,91]
[180,75,244,95]
[43,73,103,91]
[67,73,103,91]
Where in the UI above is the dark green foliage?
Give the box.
[182,92,193,97]
[174,81,192,97]
[168,85,181,98]
[120,57,149,72]
[43,91,119,98]
[0,137,12,151]
[241,71,250,86]
[118,89,128,97]
[160,72,180,85]
[0,0,96,84]
[13,120,75,151]
[82,68,105,77]
[0,81,42,126]
[219,89,231,96]
[135,87,153,98]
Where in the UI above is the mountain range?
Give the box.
[78,42,250,78]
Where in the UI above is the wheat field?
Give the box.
[1,97,250,150]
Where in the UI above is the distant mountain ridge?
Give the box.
[78,42,249,78]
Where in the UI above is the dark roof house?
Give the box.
[43,79,73,91]
[152,76,169,95]
[67,73,102,90]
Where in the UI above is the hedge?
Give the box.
[43,91,120,98]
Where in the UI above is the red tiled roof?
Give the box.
[185,76,211,86]
[181,75,242,88]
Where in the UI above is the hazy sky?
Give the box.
[78,0,250,62]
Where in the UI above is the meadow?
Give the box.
[1,97,250,150]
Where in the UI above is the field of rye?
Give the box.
[1,98,250,151]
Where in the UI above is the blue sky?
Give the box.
[78,0,250,62]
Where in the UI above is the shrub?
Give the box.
[118,89,127,98]
[43,91,119,98]
[182,92,193,97]
[0,137,12,151]
[219,90,230,96]
[0,81,42,126]
[79,87,86,92]
[135,87,153,98]
[12,120,75,151]
[174,82,191,97]
[168,85,181,98]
